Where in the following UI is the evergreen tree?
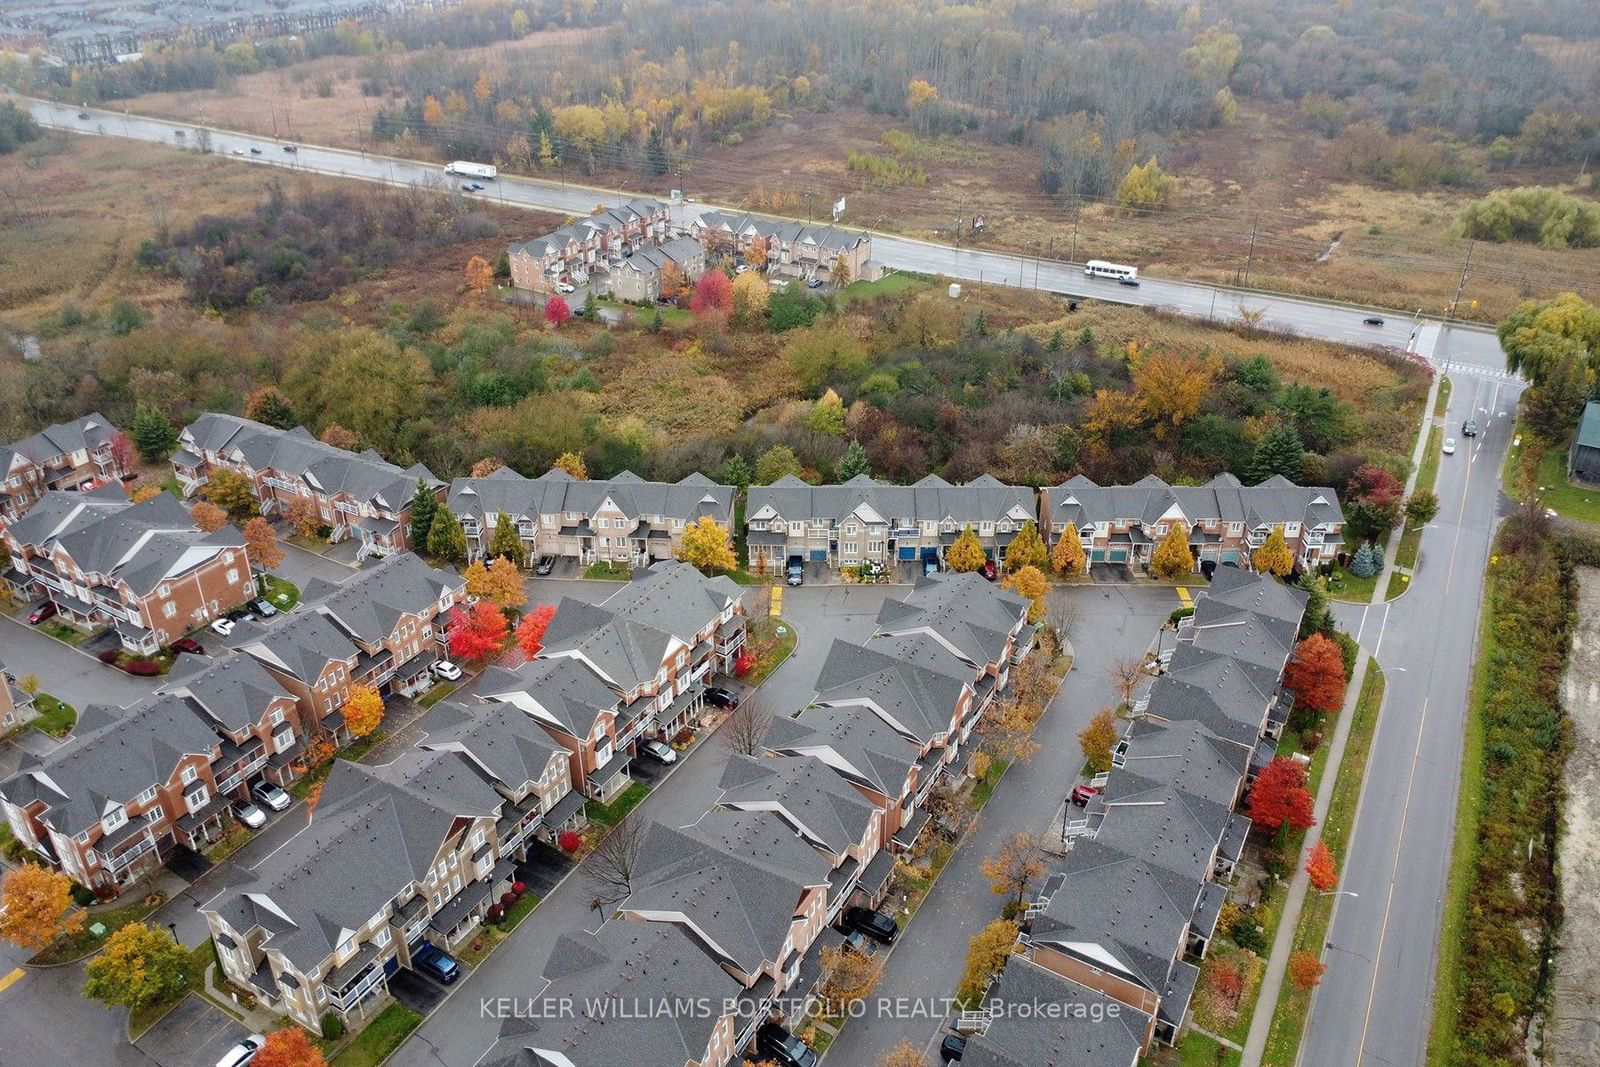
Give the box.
[1349,542,1378,578]
[1298,576,1332,638]
[130,406,177,462]
[244,387,298,429]
[721,453,752,490]
[1248,422,1306,484]
[489,512,528,568]
[646,127,669,175]
[408,479,438,553]
[837,440,871,481]
[426,507,468,563]
[1046,329,1064,352]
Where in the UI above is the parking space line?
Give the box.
[0,968,24,995]
[1175,587,1193,608]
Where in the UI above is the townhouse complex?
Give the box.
[691,212,875,284]
[447,466,736,569]
[0,412,128,529]
[955,568,1307,1063]
[172,413,444,559]
[2,485,255,654]
[507,199,675,295]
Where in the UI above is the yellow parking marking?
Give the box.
[769,586,784,616]
[1176,587,1193,608]
[0,968,25,995]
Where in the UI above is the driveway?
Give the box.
[514,843,575,898]
[134,994,252,1067]
[389,966,462,1017]
[0,615,161,709]
[269,542,359,590]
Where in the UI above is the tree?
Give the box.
[982,831,1047,907]
[1198,953,1247,1020]
[464,559,494,601]
[957,920,1019,1005]
[1051,523,1087,576]
[1247,757,1316,833]
[409,480,438,551]
[1131,350,1220,438]
[1107,654,1146,709]
[1346,464,1404,542]
[1288,951,1328,991]
[448,601,510,665]
[1348,542,1379,578]
[1405,489,1440,526]
[755,445,803,484]
[1305,840,1338,892]
[488,513,528,568]
[243,516,284,573]
[679,516,737,574]
[109,430,137,478]
[427,508,468,563]
[191,499,229,533]
[1284,634,1348,715]
[319,424,357,451]
[131,405,177,462]
[1523,347,1594,438]
[722,692,775,756]
[1252,526,1295,577]
[829,253,852,288]
[1499,291,1600,387]
[544,296,571,327]
[0,863,82,952]
[808,389,847,437]
[1079,708,1119,775]
[880,1041,925,1067]
[554,452,588,480]
[977,699,1041,766]
[471,457,505,478]
[83,922,188,1010]
[1150,521,1193,579]
[244,386,297,429]
[1248,422,1307,484]
[835,440,871,482]
[1000,565,1049,623]
[343,684,384,738]
[586,815,647,906]
[721,453,752,489]
[515,603,556,660]
[731,270,770,324]
[947,526,987,572]
[465,255,493,292]
[285,497,323,540]
[129,484,162,504]
[203,468,258,521]
[818,942,884,1012]
[1117,156,1174,210]
[691,270,733,318]
[1004,521,1048,573]
[482,557,525,610]
[254,1027,327,1067]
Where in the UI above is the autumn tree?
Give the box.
[1252,525,1295,577]
[109,430,137,477]
[83,922,189,1010]
[545,296,571,327]
[254,1027,328,1067]
[319,424,357,451]
[1131,350,1219,438]
[691,270,733,317]
[755,445,803,484]
[129,484,162,504]
[1247,757,1316,833]
[0,863,83,951]
[1283,633,1347,715]
[1107,654,1146,709]
[1198,953,1246,1020]
[465,255,493,292]
[191,499,229,533]
[1051,523,1087,575]
[829,253,852,288]
[1117,156,1175,211]
[427,507,468,562]
[818,942,885,1012]
[243,516,283,574]
[488,513,528,568]
[958,919,1019,1005]
[982,831,1047,907]
[553,451,588,480]
[244,386,298,429]
[203,468,258,521]
[485,557,527,609]
[722,692,775,757]
[515,603,556,660]
[1405,489,1440,526]
[1004,520,1048,573]
[343,684,385,738]
[679,516,737,574]
[1079,708,1119,775]
[470,457,505,478]
[1346,463,1405,542]
[808,388,847,438]
[448,601,511,665]
[285,497,323,540]
[977,699,1041,766]
[947,526,987,572]
[1000,565,1048,623]
[880,1041,925,1067]
[1305,840,1338,892]
[1288,951,1328,991]
[731,270,770,324]
[1150,521,1193,579]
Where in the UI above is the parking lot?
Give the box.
[135,995,252,1067]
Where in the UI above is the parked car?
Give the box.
[411,942,462,984]
[941,1033,968,1062]
[1462,419,1478,437]
[172,638,206,656]
[923,557,940,576]
[251,781,292,812]
[979,560,998,581]
[843,906,900,944]
[1442,437,1456,455]
[807,276,825,288]
[253,599,278,617]
[227,607,257,623]
[249,147,262,155]
[640,739,678,764]
[555,281,576,294]
[27,602,57,624]
[704,686,740,709]
[210,617,236,637]
[756,1023,819,1067]
[234,802,267,830]
[534,554,556,576]
[736,263,751,274]
[433,659,463,681]
[786,557,805,586]
[215,1034,265,1067]
[1070,783,1099,806]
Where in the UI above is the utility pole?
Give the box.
[1242,214,1258,289]
[1448,240,1475,321]
[1069,196,1080,264]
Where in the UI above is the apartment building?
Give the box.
[0,412,127,529]
[506,199,672,294]
[448,467,736,568]
[690,212,873,283]
[609,236,708,303]
[2,486,254,653]
[1044,473,1345,574]
[745,474,1036,574]
[172,413,443,558]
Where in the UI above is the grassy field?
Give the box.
[840,272,931,304]
[331,1003,423,1067]
[30,693,77,738]
[31,892,167,965]
[1516,438,1600,524]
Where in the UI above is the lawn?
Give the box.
[744,615,797,685]
[30,693,77,738]
[583,561,633,580]
[129,940,219,1039]
[31,891,168,965]
[39,621,86,645]
[1526,439,1600,524]
[330,1003,423,1067]
[458,891,543,966]
[585,781,650,829]
[1176,1031,1244,1067]
[259,574,300,613]
[840,271,930,304]
[203,823,253,865]
[1433,375,1452,417]
[1325,566,1379,604]
[417,681,458,709]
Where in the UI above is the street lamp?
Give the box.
[1318,890,1359,899]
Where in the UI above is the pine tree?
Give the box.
[489,512,527,568]
[131,405,177,462]
[837,440,871,481]
[721,453,752,489]
[426,507,468,562]
[1349,542,1378,578]
[1248,421,1306,484]
[1150,521,1193,579]
[408,479,438,553]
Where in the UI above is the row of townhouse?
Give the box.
[483,572,1035,1067]
[2,485,256,654]
[690,212,875,283]
[172,413,444,559]
[0,412,127,529]
[0,657,36,733]
[507,199,673,295]
[747,472,1346,576]
[0,653,308,895]
[956,568,1308,1063]
[447,466,736,569]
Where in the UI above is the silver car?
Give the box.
[215,1034,265,1067]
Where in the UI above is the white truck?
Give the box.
[444,161,497,180]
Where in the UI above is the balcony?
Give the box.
[326,944,387,1011]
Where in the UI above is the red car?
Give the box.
[980,560,998,582]
[27,602,57,624]
[171,638,206,656]
[1070,784,1099,807]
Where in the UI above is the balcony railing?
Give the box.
[328,963,385,1011]
[103,833,158,872]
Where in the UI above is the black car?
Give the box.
[249,147,263,155]
[77,112,89,120]
[534,555,556,576]
[411,943,461,984]
[704,686,739,709]
[282,144,297,153]
[1363,315,1385,326]
[1119,276,1140,287]
[227,607,257,623]
[941,1033,968,1062]
[756,1023,819,1067]
[1462,419,1478,437]
[843,906,900,944]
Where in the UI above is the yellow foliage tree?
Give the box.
[485,556,527,609]
[0,863,83,951]
[957,919,1019,1005]
[1132,350,1221,439]
[906,78,940,109]
[422,96,443,125]
[463,559,494,601]
[947,526,987,572]
[1252,525,1296,577]
[465,256,493,292]
[1051,522,1087,575]
[343,684,384,738]
[731,270,770,324]
[553,452,588,480]
[129,484,162,504]
[1001,564,1049,623]
[1079,707,1119,775]
[1150,521,1193,579]
[473,70,493,105]
[678,516,737,574]
[1116,156,1175,211]
[1003,520,1048,573]
[829,253,852,287]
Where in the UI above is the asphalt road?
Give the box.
[20,97,1509,369]
[1304,372,1520,1067]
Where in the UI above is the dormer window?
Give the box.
[102,806,126,834]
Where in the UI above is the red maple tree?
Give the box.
[690,270,732,316]
[448,601,510,665]
[1283,634,1348,715]
[1247,757,1317,833]
[1304,839,1338,892]
[545,296,571,326]
[253,1027,327,1067]
[516,603,557,660]
[733,648,755,678]
[1288,951,1327,991]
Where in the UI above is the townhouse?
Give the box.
[690,212,873,283]
[609,235,708,303]
[447,466,736,569]
[0,657,37,733]
[1044,472,1344,575]
[3,486,254,654]
[506,199,672,294]
[959,953,1152,1067]
[0,412,127,528]
[745,474,1036,575]
[172,413,443,558]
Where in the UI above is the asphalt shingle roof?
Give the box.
[1048,471,1343,531]
[961,954,1150,1067]
[0,412,118,474]
[301,552,464,645]
[447,468,733,529]
[716,754,878,855]
[748,473,1033,530]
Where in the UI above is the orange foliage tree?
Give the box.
[254,1026,328,1067]
[1247,757,1317,833]
[191,500,228,533]
[1304,839,1338,892]
[516,603,557,659]
[343,684,385,739]
[1288,950,1327,990]
[1284,634,1348,715]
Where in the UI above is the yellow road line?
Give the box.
[769,587,783,616]
[1176,587,1193,607]
[0,968,25,995]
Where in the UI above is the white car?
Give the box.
[234,802,267,830]
[252,781,292,812]
[1442,437,1456,455]
[215,1034,265,1067]
[736,263,750,274]
[433,660,463,682]
[210,617,236,637]
[640,739,678,764]
[555,282,576,294]
[253,599,278,617]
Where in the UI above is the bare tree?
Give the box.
[586,816,649,908]
[721,690,774,756]
[1045,594,1080,646]
[1107,654,1147,710]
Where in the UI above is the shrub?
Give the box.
[320,1012,344,1040]
[1231,914,1267,954]
[97,649,119,664]
[558,830,581,853]
[487,903,504,923]
[122,660,162,676]
[513,881,526,896]
[70,882,97,908]
[501,892,516,907]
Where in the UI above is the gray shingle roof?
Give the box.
[477,655,619,739]
[873,571,1028,667]
[539,597,676,691]
[764,705,925,799]
[716,754,878,855]
[0,412,118,473]
[748,473,1033,529]
[507,199,668,261]
[419,701,564,793]
[301,552,463,645]
[694,210,871,254]
[811,638,968,744]
[239,609,359,683]
[1048,472,1344,530]
[447,468,734,528]
[4,484,130,548]
[598,560,743,644]
[160,652,294,734]
[961,954,1150,1067]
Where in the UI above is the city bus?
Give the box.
[1084,260,1138,281]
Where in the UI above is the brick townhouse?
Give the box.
[745,474,1036,575]
[448,466,735,568]
[0,412,127,529]
[691,212,874,283]
[609,235,708,303]
[507,198,672,294]
[1044,472,1345,575]
[172,413,444,559]
[3,485,253,654]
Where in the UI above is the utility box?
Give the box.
[948,283,961,299]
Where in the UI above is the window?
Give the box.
[434,860,448,882]
[226,568,238,584]
[1286,522,1302,536]
[136,786,158,805]
[374,928,390,947]
[181,766,198,785]
[844,522,858,536]
[101,806,127,833]
[186,786,209,813]
[472,829,486,849]
[223,551,235,565]
[164,602,177,619]
[789,521,803,535]
[980,522,994,534]
[158,584,171,598]
[271,708,285,726]
[597,518,609,529]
